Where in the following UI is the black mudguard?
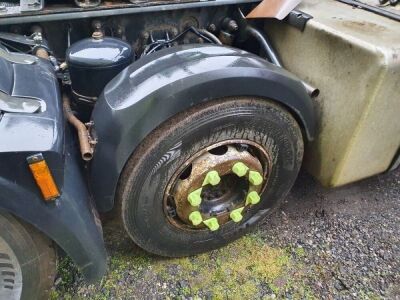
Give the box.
[0,54,106,281]
[90,44,316,212]
[0,130,107,281]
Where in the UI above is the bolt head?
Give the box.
[232,162,249,177]
[189,211,203,226]
[246,191,261,205]
[208,23,217,32]
[187,188,202,206]
[203,170,221,186]
[249,171,263,186]
[203,217,220,231]
[230,207,244,223]
[227,20,238,31]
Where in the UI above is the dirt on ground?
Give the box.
[52,168,400,299]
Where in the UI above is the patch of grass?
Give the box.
[294,246,306,257]
[54,230,314,298]
[50,256,81,300]
[153,233,293,298]
[93,251,152,299]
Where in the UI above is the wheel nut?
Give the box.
[230,207,244,223]
[232,162,249,177]
[246,191,261,205]
[189,211,203,226]
[187,188,202,206]
[202,170,221,186]
[203,217,220,231]
[249,171,263,186]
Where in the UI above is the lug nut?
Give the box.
[203,217,220,231]
[232,162,249,177]
[189,211,203,226]
[187,188,202,206]
[230,207,244,223]
[202,170,221,186]
[246,191,261,205]
[249,171,263,186]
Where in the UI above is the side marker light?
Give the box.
[27,153,60,201]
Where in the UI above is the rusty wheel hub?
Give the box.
[164,140,270,231]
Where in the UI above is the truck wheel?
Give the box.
[118,97,304,257]
[0,212,56,300]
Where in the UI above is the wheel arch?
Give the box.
[90,44,316,212]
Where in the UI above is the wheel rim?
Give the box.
[0,237,23,300]
[164,140,271,231]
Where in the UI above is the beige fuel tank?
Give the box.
[264,0,400,187]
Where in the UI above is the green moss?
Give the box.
[55,230,314,299]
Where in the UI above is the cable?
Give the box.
[141,26,215,57]
[197,29,222,45]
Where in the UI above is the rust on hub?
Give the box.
[164,140,271,231]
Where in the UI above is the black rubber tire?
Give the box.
[118,97,304,257]
[0,211,56,300]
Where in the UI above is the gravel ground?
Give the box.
[53,168,400,299]
[260,168,400,299]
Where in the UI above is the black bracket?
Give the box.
[284,9,313,31]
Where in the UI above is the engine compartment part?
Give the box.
[66,32,133,102]
[0,31,51,55]
[0,0,259,23]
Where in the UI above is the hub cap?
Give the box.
[0,237,22,300]
[164,140,271,231]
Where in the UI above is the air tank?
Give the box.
[66,32,134,104]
